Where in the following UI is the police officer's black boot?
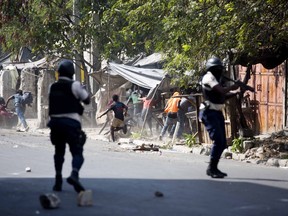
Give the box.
[206,159,225,178]
[216,167,227,177]
[67,170,85,193]
[53,174,62,191]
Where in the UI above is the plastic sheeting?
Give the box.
[108,62,165,89]
[90,62,169,91]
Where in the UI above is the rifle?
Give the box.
[222,76,255,92]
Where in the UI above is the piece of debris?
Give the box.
[77,190,93,206]
[133,144,159,151]
[154,191,164,197]
[25,167,31,172]
[39,193,61,209]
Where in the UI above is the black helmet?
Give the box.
[205,57,223,71]
[57,60,75,78]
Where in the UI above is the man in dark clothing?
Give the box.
[98,94,128,142]
[176,92,196,139]
[199,57,239,178]
[47,59,91,193]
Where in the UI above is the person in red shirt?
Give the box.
[139,96,157,135]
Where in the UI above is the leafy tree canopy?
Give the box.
[101,0,288,85]
[0,0,108,65]
[0,0,288,87]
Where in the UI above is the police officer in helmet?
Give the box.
[199,57,239,178]
[48,59,90,192]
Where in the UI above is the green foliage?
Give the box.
[183,133,197,148]
[231,137,244,153]
[130,132,141,139]
[1,0,288,89]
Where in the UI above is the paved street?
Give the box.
[0,127,288,216]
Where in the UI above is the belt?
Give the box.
[200,101,224,111]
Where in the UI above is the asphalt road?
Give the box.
[0,128,288,216]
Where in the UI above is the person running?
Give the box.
[97,94,128,142]
[47,59,91,193]
[5,89,29,132]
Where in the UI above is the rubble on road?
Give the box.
[132,144,159,152]
[226,130,288,167]
[117,138,160,152]
[59,127,288,168]
[113,130,288,168]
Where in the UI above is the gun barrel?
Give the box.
[240,84,255,92]
[222,76,255,92]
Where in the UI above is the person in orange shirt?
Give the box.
[159,91,181,141]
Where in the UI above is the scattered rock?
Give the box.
[39,193,60,209]
[110,128,288,167]
[133,144,159,151]
[243,140,254,151]
[154,191,164,197]
[267,158,279,167]
[78,190,93,206]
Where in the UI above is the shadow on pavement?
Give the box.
[0,177,288,216]
[229,177,288,183]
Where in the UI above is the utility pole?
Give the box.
[91,2,101,92]
[73,0,81,82]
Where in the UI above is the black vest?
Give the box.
[202,88,225,104]
[202,74,225,104]
[49,80,84,115]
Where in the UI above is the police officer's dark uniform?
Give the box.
[48,60,90,192]
[199,57,239,178]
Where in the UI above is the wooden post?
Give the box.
[140,83,161,137]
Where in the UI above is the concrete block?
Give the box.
[242,140,254,151]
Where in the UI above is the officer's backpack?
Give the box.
[22,92,33,105]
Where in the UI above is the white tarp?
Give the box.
[132,53,163,68]
[108,62,165,89]
[2,57,46,70]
